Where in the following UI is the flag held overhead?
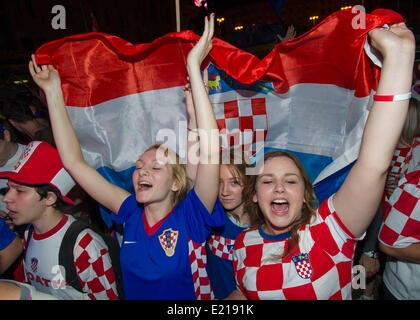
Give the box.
[34,9,405,226]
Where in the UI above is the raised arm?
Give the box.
[185,69,209,185]
[29,56,130,214]
[186,14,219,212]
[333,23,415,238]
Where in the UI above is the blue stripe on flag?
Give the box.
[313,160,355,205]
[207,64,275,95]
[97,166,135,228]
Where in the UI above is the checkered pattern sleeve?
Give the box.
[379,170,420,248]
[73,231,118,300]
[379,138,420,248]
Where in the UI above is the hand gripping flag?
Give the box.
[34,9,405,227]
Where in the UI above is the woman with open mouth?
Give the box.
[31,14,224,300]
[227,22,416,300]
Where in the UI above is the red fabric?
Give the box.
[74,231,118,300]
[13,258,26,282]
[34,9,404,108]
[32,215,68,240]
[373,95,395,101]
[0,141,75,204]
[142,209,173,236]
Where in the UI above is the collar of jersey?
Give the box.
[32,214,68,240]
[258,225,290,242]
[143,209,174,236]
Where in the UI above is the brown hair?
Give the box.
[220,149,259,225]
[144,144,189,206]
[35,184,77,214]
[243,151,318,258]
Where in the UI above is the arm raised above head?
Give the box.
[333,23,415,238]
[29,55,130,214]
[186,14,220,213]
[185,69,209,186]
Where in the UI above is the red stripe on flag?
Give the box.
[34,9,404,108]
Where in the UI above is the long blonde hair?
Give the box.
[243,151,318,258]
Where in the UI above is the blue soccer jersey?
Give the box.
[112,188,225,300]
[206,212,250,299]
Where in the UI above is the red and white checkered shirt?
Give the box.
[73,231,118,300]
[24,215,118,300]
[379,137,420,248]
[233,196,360,300]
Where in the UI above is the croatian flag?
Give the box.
[34,9,405,227]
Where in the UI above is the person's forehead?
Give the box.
[259,156,301,176]
[7,180,31,188]
[220,164,241,179]
[137,149,169,165]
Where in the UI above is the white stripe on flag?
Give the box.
[66,82,371,187]
[210,83,372,184]
[66,86,187,172]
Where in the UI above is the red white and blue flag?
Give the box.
[34,9,405,227]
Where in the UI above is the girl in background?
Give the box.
[184,69,259,299]
[206,151,260,299]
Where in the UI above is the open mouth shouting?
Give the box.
[138,181,153,191]
[271,199,289,216]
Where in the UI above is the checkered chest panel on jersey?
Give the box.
[213,98,268,155]
[233,198,358,300]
